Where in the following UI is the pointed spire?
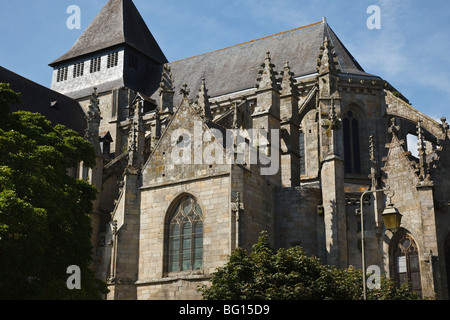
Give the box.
[256,51,279,92]
[317,36,341,75]
[197,78,212,121]
[322,98,341,131]
[231,100,239,130]
[85,87,102,155]
[440,117,449,135]
[51,0,167,66]
[369,135,379,189]
[127,96,145,168]
[159,64,174,113]
[416,119,431,184]
[388,117,400,137]
[329,98,338,124]
[86,87,101,123]
[159,64,174,94]
[280,61,298,97]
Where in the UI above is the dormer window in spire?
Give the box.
[73,62,84,78]
[107,52,119,68]
[90,57,101,73]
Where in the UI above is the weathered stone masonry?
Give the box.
[48,0,450,299]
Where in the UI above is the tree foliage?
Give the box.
[200,231,419,300]
[0,83,107,299]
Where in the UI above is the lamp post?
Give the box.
[360,187,402,300]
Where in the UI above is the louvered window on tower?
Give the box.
[107,52,119,68]
[56,67,68,82]
[73,62,84,78]
[90,57,101,73]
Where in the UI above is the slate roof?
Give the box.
[50,0,167,66]
[150,19,378,106]
[0,66,87,135]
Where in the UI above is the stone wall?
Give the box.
[137,175,231,300]
[274,186,322,256]
[382,134,439,298]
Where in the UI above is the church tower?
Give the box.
[44,0,450,299]
[48,1,168,282]
[49,0,167,156]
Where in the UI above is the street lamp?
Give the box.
[382,203,402,232]
[360,187,401,300]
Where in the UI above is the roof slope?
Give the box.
[50,0,167,66]
[0,66,87,135]
[150,19,376,105]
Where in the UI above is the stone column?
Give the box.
[280,61,300,187]
[316,36,347,267]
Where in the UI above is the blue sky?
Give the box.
[1,0,450,125]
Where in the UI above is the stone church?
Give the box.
[45,0,450,299]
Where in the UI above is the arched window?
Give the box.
[167,195,203,273]
[343,110,361,174]
[299,129,305,176]
[392,230,422,296]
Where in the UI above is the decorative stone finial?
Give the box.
[159,64,174,94]
[317,36,341,75]
[388,117,400,137]
[85,87,102,155]
[416,119,431,184]
[159,64,175,113]
[280,61,298,97]
[197,78,212,121]
[256,51,279,92]
[127,97,145,168]
[440,117,449,135]
[369,135,379,189]
[180,83,190,99]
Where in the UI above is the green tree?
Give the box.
[0,83,107,299]
[200,231,419,300]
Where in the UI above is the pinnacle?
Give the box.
[280,61,298,96]
[197,78,212,121]
[256,51,280,92]
[316,36,341,74]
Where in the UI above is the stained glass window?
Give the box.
[168,196,203,273]
[343,110,361,174]
[393,231,422,296]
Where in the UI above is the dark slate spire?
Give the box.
[50,0,167,66]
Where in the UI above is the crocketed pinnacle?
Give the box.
[256,51,280,92]
[316,36,341,75]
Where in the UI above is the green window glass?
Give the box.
[168,196,203,273]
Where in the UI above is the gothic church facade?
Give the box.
[48,0,450,299]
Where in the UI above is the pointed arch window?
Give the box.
[392,231,422,296]
[343,110,361,174]
[168,195,203,273]
[299,129,306,176]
